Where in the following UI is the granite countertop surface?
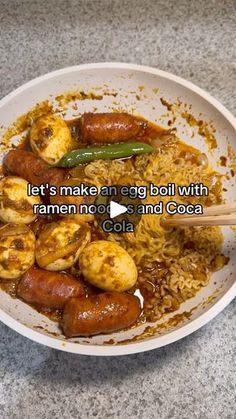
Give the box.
[0,1,235,418]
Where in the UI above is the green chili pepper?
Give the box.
[57,142,153,167]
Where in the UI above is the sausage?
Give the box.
[17,266,85,309]
[78,113,163,144]
[61,292,141,337]
[3,150,66,186]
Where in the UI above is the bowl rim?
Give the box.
[0,62,235,356]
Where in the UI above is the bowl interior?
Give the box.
[0,64,235,355]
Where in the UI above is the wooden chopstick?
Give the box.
[164,202,236,227]
[172,202,236,218]
[165,213,236,227]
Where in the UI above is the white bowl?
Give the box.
[0,63,235,356]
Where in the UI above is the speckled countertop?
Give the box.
[0,1,235,418]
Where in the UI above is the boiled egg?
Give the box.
[30,114,74,165]
[79,240,138,292]
[35,219,91,271]
[0,224,35,279]
[0,176,41,224]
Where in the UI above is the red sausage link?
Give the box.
[17,267,85,309]
[62,292,141,337]
[3,150,66,186]
[79,113,162,144]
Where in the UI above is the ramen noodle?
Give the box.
[83,137,224,321]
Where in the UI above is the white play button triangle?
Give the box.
[110,200,127,219]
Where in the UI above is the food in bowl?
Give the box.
[0,109,229,338]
